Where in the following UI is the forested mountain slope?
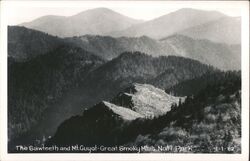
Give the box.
[48,71,241,153]
[8,26,64,61]
[8,45,105,142]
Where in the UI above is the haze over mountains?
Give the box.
[111,9,226,39]
[67,34,240,70]
[179,16,241,44]
[65,35,173,60]
[160,35,240,70]
[9,26,240,70]
[17,8,241,70]
[20,8,241,44]
[20,8,143,37]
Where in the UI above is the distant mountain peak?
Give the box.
[71,7,122,17]
[111,7,229,39]
[175,8,226,15]
[82,7,113,12]
[20,8,143,37]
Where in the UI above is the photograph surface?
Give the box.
[1,1,248,157]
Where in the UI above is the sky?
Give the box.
[2,1,246,25]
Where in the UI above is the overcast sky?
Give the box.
[2,1,245,25]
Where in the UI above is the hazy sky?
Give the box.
[2,1,245,25]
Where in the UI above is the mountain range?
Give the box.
[9,26,240,70]
[20,8,143,37]
[65,35,173,60]
[68,34,240,70]
[111,9,222,38]
[20,8,241,44]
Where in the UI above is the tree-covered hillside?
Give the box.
[47,71,241,153]
[165,71,240,96]
[8,45,105,142]
[8,51,214,151]
[8,26,65,61]
[127,71,241,153]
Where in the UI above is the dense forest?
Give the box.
[127,71,241,153]
[47,71,241,153]
[8,45,105,142]
[165,70,240,96]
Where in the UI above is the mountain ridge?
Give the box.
[66,34,240,70]
[20,7,143,37]
[8,45,105,141]
[8,26,64,61]
[19,8,240,45]
[179,16,241,44]
[160,34,240,70]
[9,26,240,71]
[110,8,227,39]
